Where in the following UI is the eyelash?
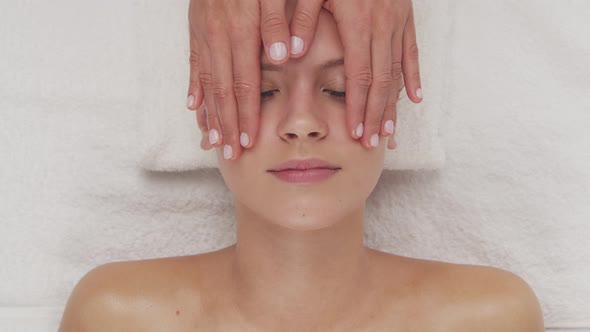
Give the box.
[260,90,346,99]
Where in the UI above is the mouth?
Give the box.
[268,158,341,184]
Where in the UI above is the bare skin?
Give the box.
[58,246,544,331]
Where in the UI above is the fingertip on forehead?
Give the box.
[260,2,343,67]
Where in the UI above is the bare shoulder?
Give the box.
[429,261,545,331]
[370,251,545,331]
[58,255,213,332]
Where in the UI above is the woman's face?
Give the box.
[217,9,386,231]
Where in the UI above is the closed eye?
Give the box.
[261,90,279,99]
[324,90,345,98]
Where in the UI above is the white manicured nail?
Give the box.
[269,42,287,61]
[209,129,219,145]
[290,36,304,55]
[370,134,379,148]
[224,145,233,160]
[385,120,395,134]
[240,132,250,147]
[355,123,364,138]
[416,88,423,99]
[187,95,195,108]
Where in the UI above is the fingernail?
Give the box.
[370,134,379,148]
[416,88,423,99]
[269,42,287,61]
[224,145,233,160]
[209,129,219,145]
[187,95,195,109]
[240,132,250,148]
[354,123,364,138]
[385,120,395,134]
[290,36,304,55]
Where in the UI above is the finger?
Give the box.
[209,30,241,161]
[260,0,290,64]
[401,7,423,103]
[187,28,204,111]
[335,7,372,142]
[230,27,262,151]
[387,130,398,150]
[379,31,403,139]
[288,0,323,58]
[197,104,213,150]
[196,33,224,149]
[360,28,395,150]
[383,79,400,151]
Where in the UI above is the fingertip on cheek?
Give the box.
[240,132,250,148]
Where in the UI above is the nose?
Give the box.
[277,96,329,143]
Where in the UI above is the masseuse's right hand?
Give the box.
[188,0,296,160]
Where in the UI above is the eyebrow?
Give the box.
[261,58,344,72]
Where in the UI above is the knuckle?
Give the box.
[233,80,255,99]
[407,43,419,60]
[350,69,373,90]
[189,49,199,66]
[212,83,230,100]
[374,72,393,92]
[199,72,214,88]
[293,9,316,30]
[189,78,200,89]
[391,61,403,81]
[261,13,284,35]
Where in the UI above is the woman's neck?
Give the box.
[226,201,377,330]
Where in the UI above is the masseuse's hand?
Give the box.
[316,0,422,149]
[187,0,422,158]
[188,0,273,159]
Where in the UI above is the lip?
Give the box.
[268,158,342,184]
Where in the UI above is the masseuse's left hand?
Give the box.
[318,0,422,149]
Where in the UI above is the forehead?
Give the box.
[260,10,344,69]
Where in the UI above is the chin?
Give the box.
[257,197,357,232]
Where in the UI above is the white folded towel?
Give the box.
[137,0,450,171]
